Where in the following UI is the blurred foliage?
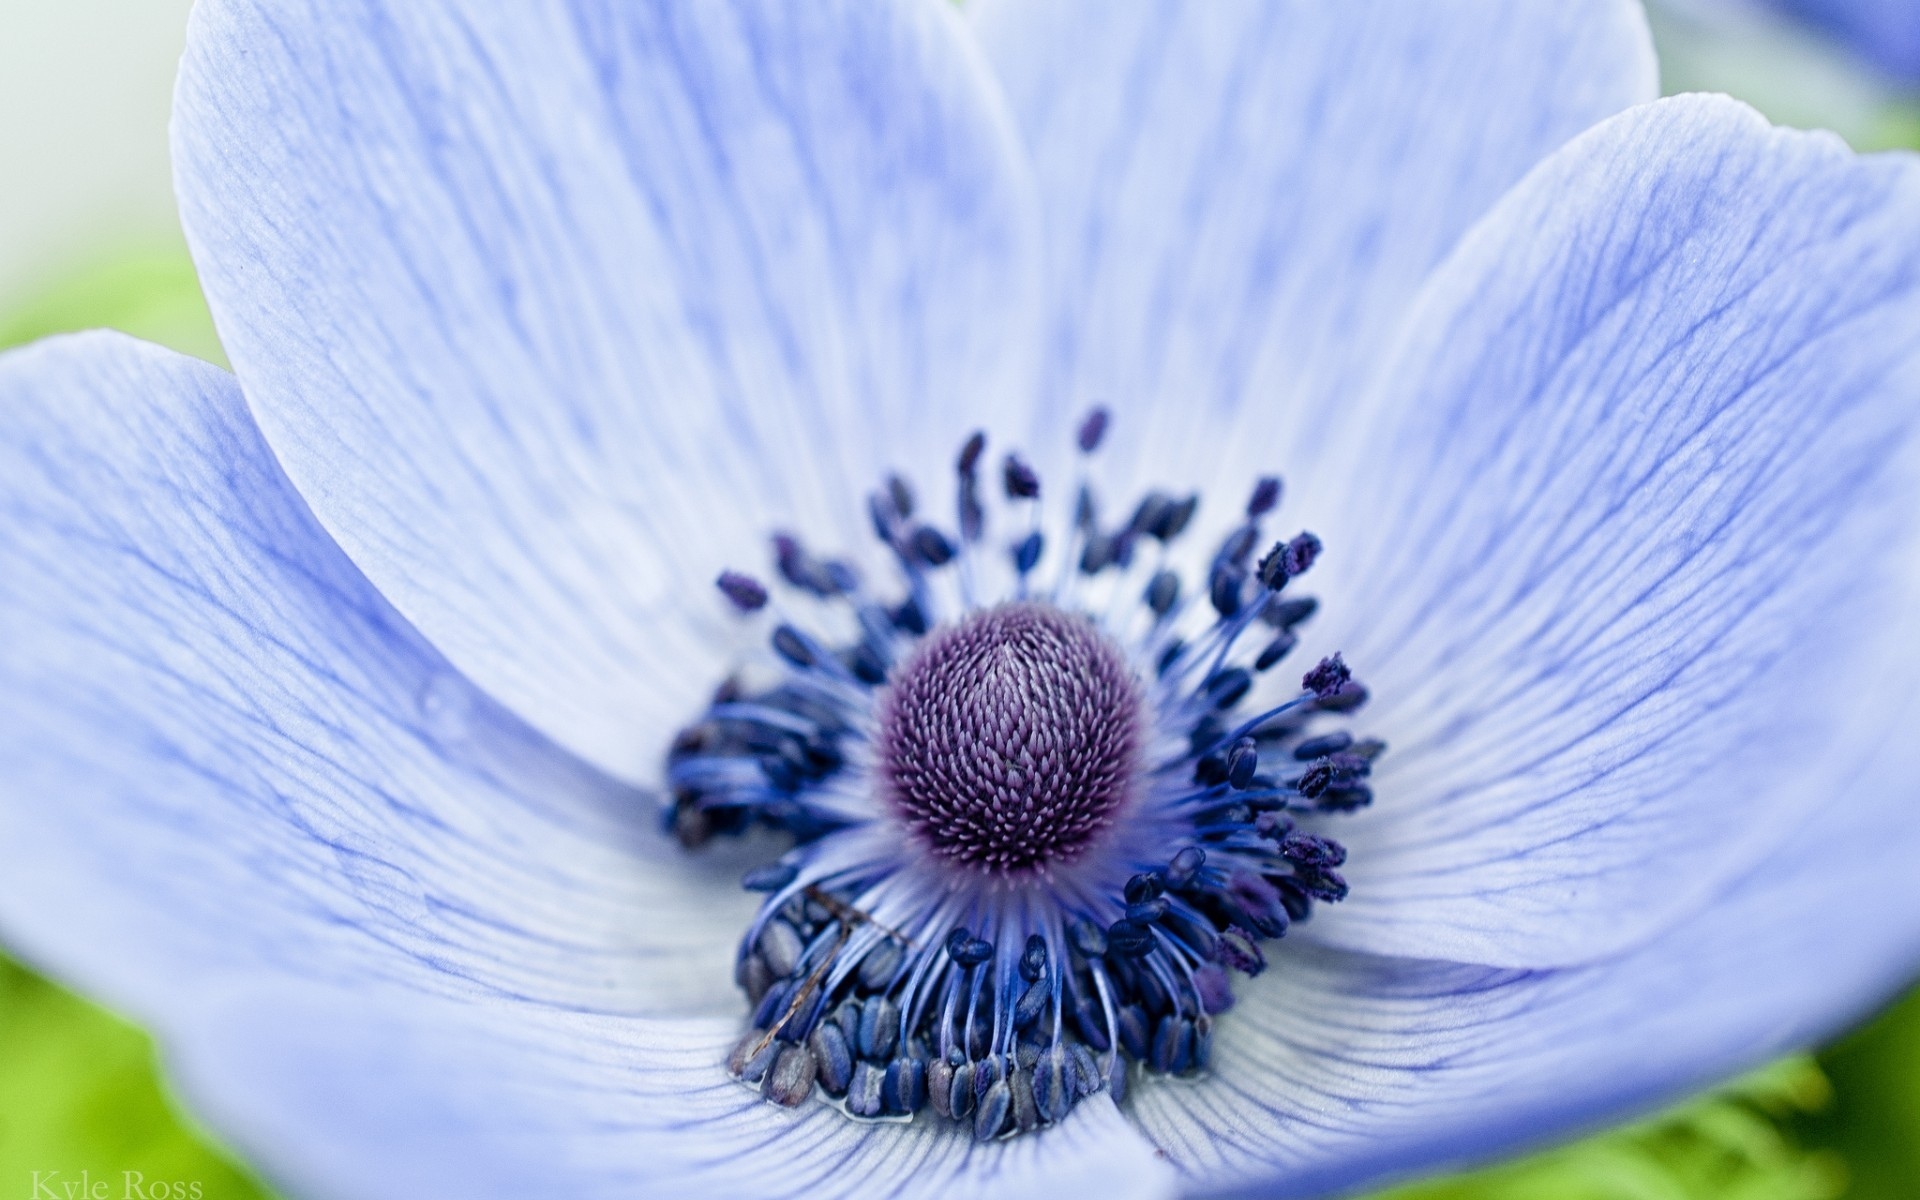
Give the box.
[3,200,1919,1200]
[1863,106,1920,152]
[1382,1058,1844,1200]
[1800,987,1920,1200]
[0,237,224,366]
[0,958,266,1198]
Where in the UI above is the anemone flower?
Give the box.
[5,2,1920,1198]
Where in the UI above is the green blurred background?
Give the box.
[2,2,1919,1197]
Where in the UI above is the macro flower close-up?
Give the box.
[5,1,1920,1198]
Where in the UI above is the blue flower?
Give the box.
[4,1,1920,1197]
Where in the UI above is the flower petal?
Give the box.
[1130,546,1920,1194]
[968,0,1654,483]
[173,0,1043,782]
[0,331,755,1033]
[1300,94,1920,969]
[173,991,1178,1200]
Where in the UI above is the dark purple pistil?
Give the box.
[877,602,1143,874]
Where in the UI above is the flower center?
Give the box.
[878,603,1142,874]
[667,409,1381,1140]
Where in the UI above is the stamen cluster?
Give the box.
[667,409,1380,1139]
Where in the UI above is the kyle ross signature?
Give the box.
[29,1173,203,1200]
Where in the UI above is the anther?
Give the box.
[1014,978,1049,1029]
[947,928,995,967]
[772,533,851,598]
[1069,918,1108,958]
[1316,680,1369,712]
[1255,632,1297,671]
[1003,454,1041,499]
[1264,596,1318,628]
[771,625,816,669]
[758,919,803,977]
[910,525,955,567]
[1226,738,1259,789]
[1019,934,1049,982]
[811,1022,853,1095]
[1130,492,1199,542]
[1246,476,1282,518]
[1302,654,1351,699]
[1317,785,1373,812]
[1129,492,1173,537]
[766,1045,818,1107]
[1285,532,1322,576]
[1165,846,1206,887]
[958,431,986,477]
[1075,485,1098,531]
[1294,732,1353,759]
[729,1031,780,1083]
[848,1061,886,1117]
[716,570,769,612]
[1124,872,1165,904]
[1193,752,1229,786]
[868,493,900,545]
[1209,562,1246,617]
[887,474,916,521]
[1013,531,1044,574]
[1107,920,1155,957]
[1145,570,1180,617]
[1205,667,1253,709]
[1156,495,1199,542]
[1156,638,1185,677]
[1279,833,1347,868]
[1126,896,1169,924]
[1077,407,1111,453]
[857,940,903,989]
[1257,531,1321,590]
[1219,524,1259,566]
[974,1079,1011,1141]
[884,1057,926,1115]
[959,476,984,543]
[859,997,900,1060]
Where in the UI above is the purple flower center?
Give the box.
[877,602,1143,874]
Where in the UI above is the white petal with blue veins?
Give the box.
[970,0,1656,490]
[1303,95,1920,966]
[173,0,1045,784]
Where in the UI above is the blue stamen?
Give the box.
[1013,531,1044,575]
[1077,407,1111,454]
[672,418,1381,1135]
[1246,476,1282,518]
[716,570,770,612]
[1002,453,1041,500]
